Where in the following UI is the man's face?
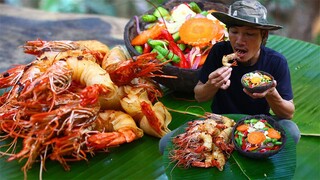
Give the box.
[228,26,263,65]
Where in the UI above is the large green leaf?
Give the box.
[266,35,320,135]
[0,35,319,179]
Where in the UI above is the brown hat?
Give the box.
[211,0,282,30]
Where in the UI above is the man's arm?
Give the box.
[194,67,232,102]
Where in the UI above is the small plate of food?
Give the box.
[241,70,274,93]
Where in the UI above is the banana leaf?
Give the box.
[266,35,320,135]
[0,35,319,179]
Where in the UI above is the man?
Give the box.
[194,0,300,143]
[159,0,300,154]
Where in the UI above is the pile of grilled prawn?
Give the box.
[0,39,173,179]
[170,113,235,171]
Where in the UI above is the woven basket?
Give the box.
[124,0,228,93]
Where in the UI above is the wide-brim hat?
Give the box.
[212,0,282,30]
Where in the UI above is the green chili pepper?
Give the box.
[264,138,272,143]
[275,141,283,145]
[154,45,180,63]
[134,45,143,54]
[263,127,269,131]
[189,2,202,13]
[141,14,157,23]
[250,118,259,123]
[177,43,186,51]
[172,32,180,42]
[235,137,240,146]
[200,11,209,16]
[147,39,168,48]
[237,131,244,137]
[265,122,272,128]
[153,7,169,18]
[151,49,167,63]
[237,136,243,146]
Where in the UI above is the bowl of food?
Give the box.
[241,70,274,93]
[124,0,228,93]
[232,115,286,159]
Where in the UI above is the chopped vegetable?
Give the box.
[130,2,228,69]
[247,131,266,144]
[151,49,167,62]
[143,43,152,53]
[134,45,143,54]
[267,128,281,139]
[235,118,283,152]
[141,14,157,22]
[131,23,165,46]
[159,29,189,68]
[147,39,168,48]
[236,124,249,132]
[242,71,273,88]
[153,6,169,18]
[179,18,224,47]
[154,45,180,63]
[188,2,202,13]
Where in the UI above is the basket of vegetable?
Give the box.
[124,0,228,93]
[241,70,274,93]
[232,115,287,159]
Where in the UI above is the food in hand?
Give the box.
[222,53,238,67]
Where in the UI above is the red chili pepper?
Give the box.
[241,139,246,150]
[259,149,267,153]
[260,147,272,153]
[143,43,152,54]
[183,47,191,54]
[243,131,249,136]
[273,145,280,150]
[260,119,267,123]
[159,29,190,68]
[169,41,189,68]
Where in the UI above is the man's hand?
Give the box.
[207,66,232,90]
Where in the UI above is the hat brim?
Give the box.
[212,12,282,30]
